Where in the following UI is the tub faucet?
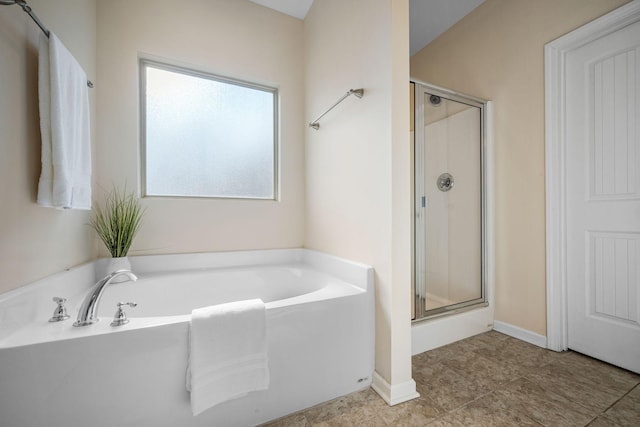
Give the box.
[73,270,137,327]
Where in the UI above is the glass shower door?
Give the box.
[413,82,486,320]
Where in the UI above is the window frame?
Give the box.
[139,57,279,201]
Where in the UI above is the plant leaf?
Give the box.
[89,186,145,258]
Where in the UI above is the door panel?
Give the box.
[566,19,640,373]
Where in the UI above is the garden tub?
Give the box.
[0,249,374,427]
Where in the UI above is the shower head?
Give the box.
[428,94,442,107]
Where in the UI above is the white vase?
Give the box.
[105,256,132,283]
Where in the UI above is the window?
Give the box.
[140,59,277,199]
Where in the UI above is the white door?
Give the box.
[565,18,640,373]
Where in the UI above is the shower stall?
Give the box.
[412,81,488,321]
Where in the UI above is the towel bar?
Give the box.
[309,88,364,130]
[1,0,94,88]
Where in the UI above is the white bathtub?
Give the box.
[0,249,374,427]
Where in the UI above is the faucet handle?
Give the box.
[110,301,137,327]
[49,297,70,322]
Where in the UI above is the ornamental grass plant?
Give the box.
[90,187,144,258]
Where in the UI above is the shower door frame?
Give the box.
[412,80,489,322]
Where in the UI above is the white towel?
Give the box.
[37,32,91,210]
[186,299,269,416]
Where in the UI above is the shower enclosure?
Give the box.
[412,81,488,321]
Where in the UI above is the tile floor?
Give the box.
[263,331,640,426]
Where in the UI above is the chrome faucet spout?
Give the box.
[73,270,137,327]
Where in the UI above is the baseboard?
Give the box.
[493,320,547,349]
[370,371,420,406]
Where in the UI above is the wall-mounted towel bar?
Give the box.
[1,0,94,88]
[309,88,364,130]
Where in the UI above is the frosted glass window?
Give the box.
[141,60,277,199]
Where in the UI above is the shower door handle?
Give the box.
[437,173,454,192]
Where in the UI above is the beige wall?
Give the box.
[0,0,96,294]
[411,0,630,335]
[96,0,305,256]
[304,0,413,387]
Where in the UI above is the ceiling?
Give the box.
[409,0,485,55]
[248,0,314,20]
[249,0,485,56]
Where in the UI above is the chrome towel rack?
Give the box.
[309,88,364,130]
[1,0,94,88]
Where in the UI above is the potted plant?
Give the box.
[90,187,144,280]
